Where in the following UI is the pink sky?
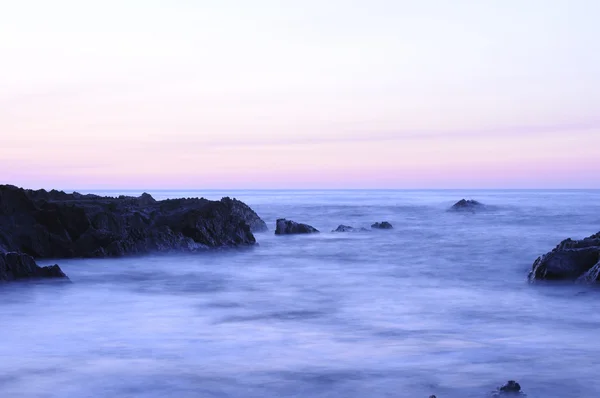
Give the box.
[1,0,599,189]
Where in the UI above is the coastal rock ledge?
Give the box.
[529,231,600,282]
[0,252,67,282]
[0,185,267,265]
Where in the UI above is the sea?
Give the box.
[2,189,600,398]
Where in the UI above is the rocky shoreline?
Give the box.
[0,184,267,282]
[4,186,598,287]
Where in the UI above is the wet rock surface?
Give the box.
[275,219,319,235]
[529,231,600,282]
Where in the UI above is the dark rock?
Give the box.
[371,221,393,229]
[449,199,484,212]
[0,252,68,282]
[137,192,156,206]
[220,197,268,232]
[529,232,600,282]
[332,225,370,233]
[499,380,521,393]
[275,219,319,235]
[0,185,266,260]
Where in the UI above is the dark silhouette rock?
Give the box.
[499,380,521,393]
[491,380,526,396]
[371,221,393,229]
[529,232,600,282]
[0,184,266,260]
[220,197,268,232]
[332,225,369,233]
[449,199,484,212]
[137,192,156,206]
[275,219,318,235]
[0,252,67,282]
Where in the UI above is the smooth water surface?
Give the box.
[2,190,600,398]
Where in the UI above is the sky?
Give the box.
[1,0,599,189]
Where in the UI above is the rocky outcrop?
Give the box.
[529,232,600,282]
[220,197,268,232]
[499,380,522,393]
[371,221,393,230]
[0,252,67,282]
[332,225,369,233]
[275,219,319,235]
[0,184,266,260]
[449,199,484,212]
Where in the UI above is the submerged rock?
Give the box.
[332,225,369,233]
[0,252,68,282]
[449,199,484,212]
[275,219,319,235]
[529,232,600,282]
[0,184,266,260]
[371,221,393,230]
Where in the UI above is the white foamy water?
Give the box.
[2,190,600,398]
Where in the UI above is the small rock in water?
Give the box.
[499,380,521,393]
[275,218,319,235]
[491,380,524,396]
[332,225,369,232]
[449,199,484,212]
[371,221,393,229]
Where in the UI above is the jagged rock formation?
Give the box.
[221,197,268,232]
[0,185,267,263]
[275,219,319,235]
[449,199,484,212]
[529,232,600,282]
[371,221,393,229]
[332,225,370,232]
[0,252,67,282]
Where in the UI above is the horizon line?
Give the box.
[26,187,600,192]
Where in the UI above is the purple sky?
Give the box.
[2,0,599,189]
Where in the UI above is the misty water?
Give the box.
[2,190,600,398]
